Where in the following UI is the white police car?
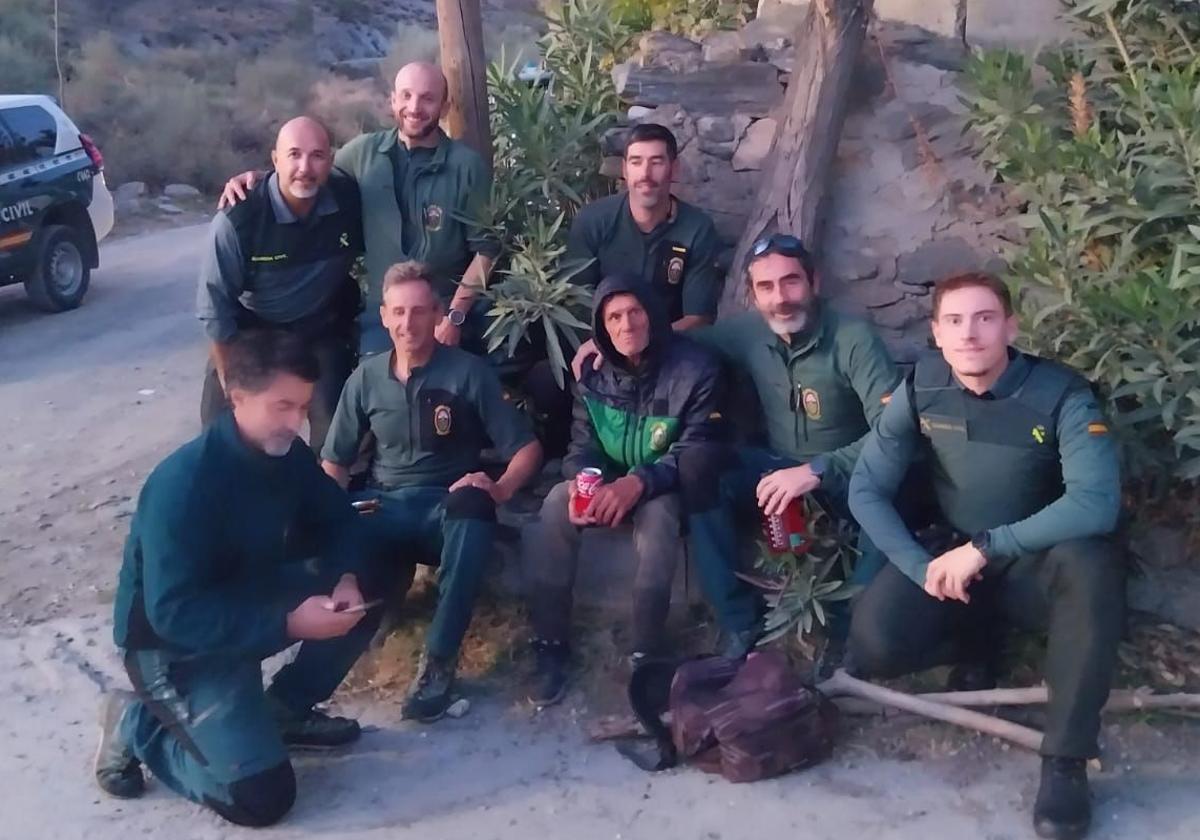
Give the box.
[0,94,114,311]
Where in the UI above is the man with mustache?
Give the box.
[320,262,543,721]
[97,330,381,827]
[678,234,901,663]
[220,63,499,358]
[567,123,723,380]
[198,116,364,455]
[847,273,1123,840]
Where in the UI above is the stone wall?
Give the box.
[608,4,1021,360]
[760,0,1073,47]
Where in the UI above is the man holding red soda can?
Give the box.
[524,274,729,707]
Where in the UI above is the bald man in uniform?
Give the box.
[220,64,499,357]
[198,116,364,453]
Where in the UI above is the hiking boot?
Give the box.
[268,696,361,748]
[402,651,457,722]
[946,661,998,692]
[716,624,761,661]
[94,690,145,799]
[528,639,569,708]
[1033,757,1092,840]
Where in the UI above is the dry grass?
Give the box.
[340,565,723,716]
[341,573,530,699]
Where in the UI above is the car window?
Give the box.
[0,121,20,171]
[0,106,59,167]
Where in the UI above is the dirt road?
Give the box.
[0,224,1197,840]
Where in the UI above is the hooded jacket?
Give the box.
[563,274,723,500]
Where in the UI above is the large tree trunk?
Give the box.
[437,0,493,172]
[726,0,874,305]
[954,0,968,47]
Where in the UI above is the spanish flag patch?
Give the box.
[1087,422,1109,436]
[881,393,892,405]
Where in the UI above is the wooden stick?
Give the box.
[818,669,1045,751]
[913,686,1200,713]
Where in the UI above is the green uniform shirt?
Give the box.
[322,344,535,489]
[566,193,722,322]
[112,411,364,658]
[334,128,498,305]
[694,304,900,495]
[849,351,1122,585]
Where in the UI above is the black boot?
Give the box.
[528,639,569,708]
[402,651,457,722]
[267,695,361,748]
[1033,756,1092,839]
[94,690,145,799]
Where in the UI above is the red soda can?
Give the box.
[762,498,808,554]
[572,468,604,517]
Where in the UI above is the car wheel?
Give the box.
[24,224,91,312]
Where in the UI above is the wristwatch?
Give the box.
[446,307,467,327]
[970,530,994,562]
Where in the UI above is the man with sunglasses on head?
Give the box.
[677,234,901,662]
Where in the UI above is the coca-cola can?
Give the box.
[572,467,604,517]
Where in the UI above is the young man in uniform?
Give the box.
[525,274,725,706]
[847,273,1123,840]
[220,64,499,357]
[96,330,383,827]
[680,234,901,663]
[321,261,543,721]
[198,116,364,454]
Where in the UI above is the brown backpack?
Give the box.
[618,650,838,783]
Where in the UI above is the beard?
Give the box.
[762,301,815,337]
[399,113,438,140]
[288,180,319,200]
[261,433,296,458]
[629,180,666,209]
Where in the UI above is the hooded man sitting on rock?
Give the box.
[523,273,742,707]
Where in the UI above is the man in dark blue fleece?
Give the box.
[95,330,386,828]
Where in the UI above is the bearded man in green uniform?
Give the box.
[847,272,1124,840]
[677,234,901,664]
